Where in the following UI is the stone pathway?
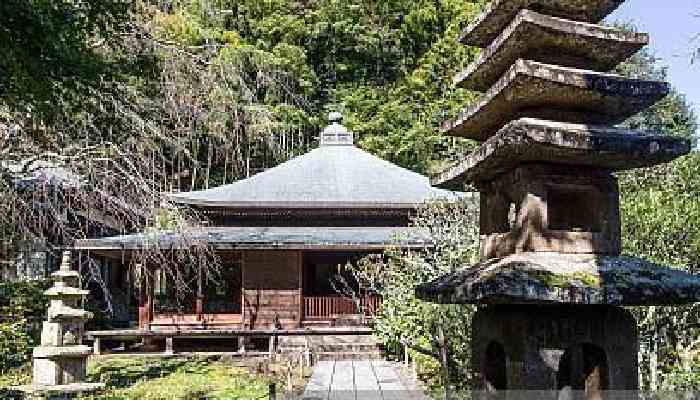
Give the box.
[302,360,428,400]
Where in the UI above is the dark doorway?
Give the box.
[557,343,609,399]
[301,251,382,321]
[302,252,366,296]
[483,341,507,394]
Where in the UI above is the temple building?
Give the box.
[76,113,460,331]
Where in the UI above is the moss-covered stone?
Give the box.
[416,252,700,306]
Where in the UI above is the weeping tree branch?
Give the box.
[0,2,319,316]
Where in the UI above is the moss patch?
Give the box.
[527,269,602,289]
[1,356,310,400]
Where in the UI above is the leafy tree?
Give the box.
[611,41,700,390]
[354,198,479,395]
[0,0,130,118]
[0,280,49,372]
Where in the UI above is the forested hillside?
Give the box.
[1,0,699,390]
[0,0,696,244]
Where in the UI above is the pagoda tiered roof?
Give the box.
[44,285,90,297]
[47,306,93,322]
[418,0,697,306]
[459,0,625,47]
[33,345,93,359]
[455,10,648,91]
[434,118,692,186]
[442,60,669,140]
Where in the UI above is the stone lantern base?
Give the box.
[472,305,637,398]
[13,382,104,400]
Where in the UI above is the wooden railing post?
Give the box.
[302,295,383,319]
[93,337,101,356]
[268,383,277,400]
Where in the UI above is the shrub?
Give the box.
[354,198,480,393]
[0,280,49,372]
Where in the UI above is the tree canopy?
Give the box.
[0,0,699,391]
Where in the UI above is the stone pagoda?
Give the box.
[417,0,700,397]
[17,252,103,398]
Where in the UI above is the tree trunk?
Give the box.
[437,325,452,400]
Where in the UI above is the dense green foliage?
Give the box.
[0,281,48,372]
[0,0,130,117]
[1,356,303,400]
[1,0,699,394]
[354,199,479,393]
[621,154,700,390]
[141,0,485,175]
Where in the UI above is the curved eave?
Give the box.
[416,252,700,306]
[75,227,434,259]
[171,200,429,209]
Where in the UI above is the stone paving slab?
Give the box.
[302,360,427,400]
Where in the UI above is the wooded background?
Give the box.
[0,0,698,392]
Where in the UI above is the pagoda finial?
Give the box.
[328,111,343,123]
[60,250,72,271]
[320,112,353,146]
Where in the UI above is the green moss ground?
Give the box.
[1,356,309,400]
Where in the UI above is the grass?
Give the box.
[1,356,310,400]
[0,366,31,391]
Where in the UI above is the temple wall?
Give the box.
[243,250,301,329]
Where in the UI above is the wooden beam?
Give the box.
[86,327,373,339]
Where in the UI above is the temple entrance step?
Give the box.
[278,334,385,361]
[301,315,372,328]
[314,350,385,361]
[301,320,334,329]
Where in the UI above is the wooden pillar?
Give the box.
[241,252,247,329]
[196,265,204,322]
[238,336,246,354]
[268,335,275,360]
[195,298,204,321]
[93,337,102,356]
[165,336,175,355]
[137,263,153,329]
[298,251,304,328]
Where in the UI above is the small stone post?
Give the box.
[15,251,104,398]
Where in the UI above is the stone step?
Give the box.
[281,344,382,354]
[314,351,386,362]
[278,334,385,361]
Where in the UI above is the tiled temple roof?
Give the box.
[171,114,462,209]
[75,226,433,255]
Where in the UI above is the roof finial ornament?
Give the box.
[328,111,343,124]
[320,111,353,146]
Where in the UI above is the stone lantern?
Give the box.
[417,0,700,398]
[16,251,103,398]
